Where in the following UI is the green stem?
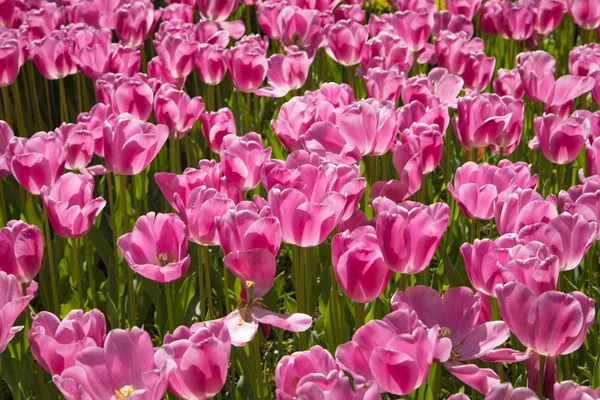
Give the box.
[85,238,97,309]
[21,283,29,354]
[165,282,175,332]
[71,238,84,309]
[44,79,53,127]
[75,74,84,113]
[207,84,215,112]
[58,78,68,122]
[0,180,6,227]
[27,63,45,130]
[537,355,546,398]
[119,175,137,326]
[294,246,308,349]
[42,207,59,314]
[355,301,365,330]
[1,86,12,128]
[250,335,263,399]
[169,134,178,174]
[432,362,442,400]
[245,92,251,132]
[106,174,121,324]
[184,134,192,168]
[11,80,27,135]
[203,246,213,319]
[223,264,231,314]
[197,247,206,319]
[329,266,342,347]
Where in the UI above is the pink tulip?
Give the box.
[28,310,106,376]
[493,68,525,99]
[450,383,539,400]
[257,2,284,39]
[0,271,35,353]
[114,1,156,48]
[530,113,589,165]
[361,32,414,74]
[270,94,317,151]
[554,381,600,399]
[71,26,112,79]
[256,51,310,98]
[154,83,204,136]
[54,328,175,400]
[0,0,16,28]
[461,235,559,297]
[30,30,78,80]
[118,212,190,283]
[154,33,198,84]
[335,308,451,395]
[569,43,600,77]
[194,20,234,46]
[200,108,237,153]
[26,3,65,41]
[402,68,464,108]
[479,0,503,35]
[77,103,112,157]
[54,123,95,171]
[495,189,558,235]
[195,44,227,86]
[222,266,311,347]
[332,225,391,303]
[160,3,194,23]
[535,0,565,37]
[433,11,474,38]
[223,45,268,94]
[560,180,600,224]
[518,212,597,271]
[107,44,141,76]
[391,10,433,52]
[372,197,449,274]
[448,161,535,220]
[324,20,368,66]
[379,135,423,202]
[363,67,404,104]
[156,320,231,399]
[0,121,13,178]
[109,75,154,121]
[41,173,106,239]
[445,0,481,19]
[434,31,484,76]
[500,1,535,41]
[401,123,443,174]
[461,52,496,92]
[10,131,65,196]
[496,282,594,357]
[0,220,43,283]
[0,38,21,87]
[198,0,238,21]
[103,113,168,175]
[276,346,377,399]
[567,0,600,29]
[277,6,324,58]
[392,286,508,394]
[220,133,272,191]
[335,4,366,23]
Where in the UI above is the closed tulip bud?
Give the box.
[535,0,565,37]
[0,220,43,283]
[195,44,227,86]
[0,121,14,178]
[55,123,95,171]
[154,83,204,136]
[0,271,36,353]
[30,30,78,80]
[0,38,21,87]
[220,133,272,191]
[223,45,267,93]
[154,33,198,84]
[500,1,535,41]
[110,75,154,121]
[391,10,433,52]
[530,112,589,165]
[28,310,106,376]
[114,1,156,48]
[257,2,283,39]
[103,113,168,175]
[567,0,600,29]
[445,0,481,20]
[200,108,236,153]
[271,95,316,152]
[461,52,496,92]
[277,6,324,58]
[324,20,368,66]
[401,123,443,174]
[256,51,310,98]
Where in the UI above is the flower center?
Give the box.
[157,252,174,267]
[235,281,266,325]
[112,385,135,399]
[440,327,451,337]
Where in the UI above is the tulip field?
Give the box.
[3,0,600,398]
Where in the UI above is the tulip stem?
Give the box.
[224,265,231,313]
[165,282,174,333]
[58,78,69,123]
[329,266,342,347]
[537,355,546,398]
[293,246,308,349]
[1,86,12,128]
[245,92,251,132]
[169,134,178,174]
[119,175,137,326]
[203,246,213,319]
[250,335,263,399]
[207,84,214,112]
[355,301,365,330]
[42,207,59,314]
[44,78,53,127]
[27,63,45,130]
[75,74,84,113]
[70,238,84,310]
[0,180,6,227]
[197,247,205,318]
[11,80,27,135]
[85,238,98,309]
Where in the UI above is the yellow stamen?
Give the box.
[112,385,135,399]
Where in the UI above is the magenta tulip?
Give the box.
[493,68,525,99]
[256,51,310,98]
[257,2,283,39]
[324,20,368,66]
[401,123,443,174]
[560,179,600,224]
[0,38,20,87]
[109,75,154,121]
[198,0,238,21]
[530,112,589,165]
[361,32,414,74]
[154,83,204,136]
[54,328,175,400]
[494,189,558,235]
[373,197,449,274]
[10,131,65,196]
[0,220,42,283]
[223,45,267,94]
[434,31,484,76]
[500,1,535,41]
[41,173,106,239]
[156,320,231,399]
[77,103,112,157]
[535,0,565,37]
[277,6,324,58]
[0,121,13,178]
[363,67,404,104]
[567,0,600,29]
[402,68,464,108]
[195,44,227,86]
[71,26,112,79]
[114,1,156,48]
[518,212,597,271]
[118,212,191,283]
[0,271,35,353]
[29,310,106,376]
[445,0,481,19]
[332,225,391,303]
[220,133,272,191]
[26,4,65,41]
[199,108,236,153]
[391,10,433,52]
[379,135,423,202]
[30,30,77,80]
[554,381,600,399]
[54,123,95,171]
[103,114,168,176]
[496,282,594,357]
[154,33,198,84]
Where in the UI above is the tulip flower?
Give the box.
[154,83,204,137]
[156,320,231,399]
[30,30,78,80]
[363,67,404,104]
[445,0,481,19]
[494,189,558,235]
[499,1,535,41]
[107,44,141,76]
[0,121,13,178]
[71,27,112,79]
[450,384,538,400]
[336,307,451,395]
[0,220,43,283]
[53,328,175,400]
[372,197,449,274]
[448,161,536,220]
[460,236,559,297]
[332,225,391,303]
[161,3,194,23]
[276,346,378,399]
[391,10,433,52]
[114,1,156,48]
[271,94,317,151]
[28,310,106,376]
[461,52,496,92]
[199,108,237,153]
[195,44,227,86]
[392,286,508,394]
[41,173,106,239]
[277,6,324,58]
[257,2,284,39]
[361,32,414,74]
[220,133,272,191]
[434,31,484,76]
[54,123,95,172]
[402,68,464,108]
[518,212,597,271]
[535,0,565,37]
[117,212,191,283]
[77,103,112,158]
[433,11,474,37]
[375,135,423,202]
[154,33,198,84]
[567,0,600,29]
[257,51,310,98]
[223,45,268,93]
[530,112,590,165]
[9,131,65,196]
[401,123,443,174]
[109,75,154,121]
[0,38,20,87]
[0,271,36,353]
[496,282,594,357]
[222,260,311,346]
[324,20,369,66]
[559,179,600,223]
[554,381,600,399]
[198,0,238,21]
[0,0,16,28]
[493,68,525,99]
[103,113,169,176]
